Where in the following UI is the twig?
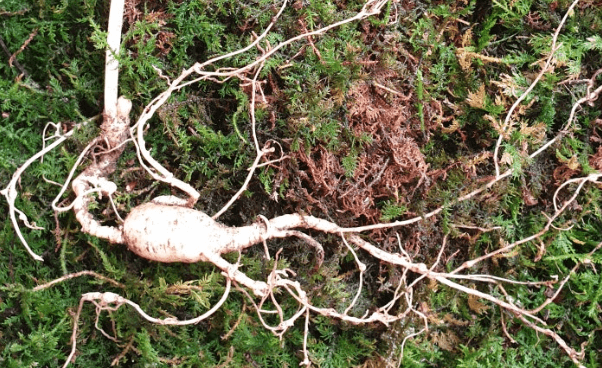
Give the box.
[110,336,135,366]
[500,310,517,344]
[0,9,29,16]
[32,271,125,291]
[373,82,412,100]
[450,223,503,232]
[8,28,37,67]
[221,303,246,340]
[0,34,33,82]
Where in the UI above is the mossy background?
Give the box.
[1,0,602,367]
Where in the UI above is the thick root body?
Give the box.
[123,202,264,263]
[124,203,232,262]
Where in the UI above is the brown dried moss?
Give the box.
[286,65,432,226]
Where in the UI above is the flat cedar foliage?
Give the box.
[1,0,602,367]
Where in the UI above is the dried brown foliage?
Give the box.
[589,145,602,171]
[286,65,433,225]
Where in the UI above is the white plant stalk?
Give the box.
[104,0,125,119]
